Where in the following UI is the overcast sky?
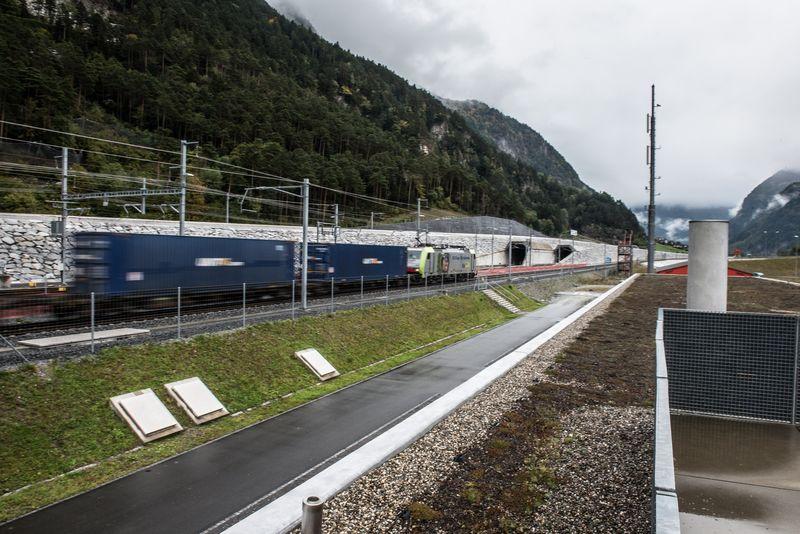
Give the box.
[274,0,800,210]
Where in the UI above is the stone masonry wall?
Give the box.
[0,213,673,282]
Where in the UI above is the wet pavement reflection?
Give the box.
[672,414,800,533]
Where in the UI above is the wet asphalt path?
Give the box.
[1,294,592,534]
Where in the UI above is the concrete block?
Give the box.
[295,348,340,381]
[110,389,182,443]
[165,377,228,425]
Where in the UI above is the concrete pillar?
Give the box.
[687,220,729,312]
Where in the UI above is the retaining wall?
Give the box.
[0,213,671,281]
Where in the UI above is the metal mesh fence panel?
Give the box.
[663,308,799,423]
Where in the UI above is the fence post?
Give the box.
[407,274,411,301]
[425,275,428,296]
[330,278,334,313]
[441,273,444,294]
[360,275,364,309]
[385,274,389,305]
[90,292,95,354]
[292,279,296,321]
[242,282,246,328]
[177,286,182,339]
[793,317,799,425]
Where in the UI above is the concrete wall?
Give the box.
[0,213,671,281]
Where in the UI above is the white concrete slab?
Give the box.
[165,377,228,425]
[110,389,182,443]
[295,348,339,381]
[20,328,149,348]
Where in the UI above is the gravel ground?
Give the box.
[313,280,623,533]
[531,406,653,533]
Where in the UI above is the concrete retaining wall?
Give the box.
[0,213,673,281]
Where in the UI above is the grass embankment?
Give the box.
[655,242,686,254]
[729,256,799,282]
[0,291,525,522]
[495,285,543,311]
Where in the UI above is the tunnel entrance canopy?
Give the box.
[554,245,574,262]
[507,242,527,266]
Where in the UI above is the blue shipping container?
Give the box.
[73,232,295,294]
[307,243,407,282]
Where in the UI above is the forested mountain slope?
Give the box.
[0,0,641,240]
[440,98,586,190]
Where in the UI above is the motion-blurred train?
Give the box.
[73,232,476,294]
[1,233,480,332]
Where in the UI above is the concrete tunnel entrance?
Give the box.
[507,242,527,266]
[554,245,574,262]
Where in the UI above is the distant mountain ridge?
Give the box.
[730,169,800,255]
[439,98,587,190]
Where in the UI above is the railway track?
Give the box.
[0,264,614,361]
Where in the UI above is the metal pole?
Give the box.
[646,84,657,274]
[141,178,147,214]
[508,226,512,281]
[242,282,246,327]
[417,198,421,240]
[791,318,799,425]
[385,274,389,305]
[424,274,428,296]
[407,274,410,301]
[491,229,495,268]
[177,286,182,339]
[302,179,309,309]
[90,292,95,354]
[528,228,532,266]
[330,278,334,313]
[291,279,296,320]
[360,275,364,309]
[179,140,187,236]
[225,192,230,224]
[794,235,799,278]
[301,496,324,534]
[333,204,339,243]
[441,272,444,293]
[370,212,374,230]
[60,146,68,285]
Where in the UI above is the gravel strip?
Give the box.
[531,405,653,533]
[314,284,624,533]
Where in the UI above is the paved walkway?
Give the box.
[2,294,593,534]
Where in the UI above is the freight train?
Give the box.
[72,233,475,295]
[0,232,477,332]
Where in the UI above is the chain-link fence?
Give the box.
[0,263,617,366]
[662,308,800,424]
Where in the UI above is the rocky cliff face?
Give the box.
[439,98,587,190]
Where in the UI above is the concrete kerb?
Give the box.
[653,308,680,534]
[223,274,641,534]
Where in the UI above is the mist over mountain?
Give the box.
[729,169,800,255]
[632,205,732,242]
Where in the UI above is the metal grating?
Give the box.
[662,309,799,423]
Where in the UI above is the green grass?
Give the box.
[0,292,513,522]
[729,257,800,282]
[496,285,543,312]
[655,242,686,253]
